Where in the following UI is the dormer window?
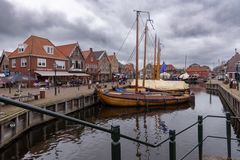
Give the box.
[18,44,27,53]
[44,45,54,54]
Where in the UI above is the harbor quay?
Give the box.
[206,80,240,120]
[0,82,117,149]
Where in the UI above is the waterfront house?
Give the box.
[82,48,98,82]
[124,63,135,79]
[160,64,176,75]
[118,62,125,74]
[8,35,68,85]
[225,49,240,79]
[140,63,153,79]
[0,50,11,76]
[94,50,111,82]
[56,43,85,73]
[108,52,119,74]
[56,43,88,84]
[186,65,209,78]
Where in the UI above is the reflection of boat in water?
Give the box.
[98,102,193,119]
[97,11,194,108]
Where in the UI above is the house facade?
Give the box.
[8,35,68,82]
[124,63,135,79]
[94,50,111,82]
[186,66,209,78]
[0,51,11,76]
[82,48,98,82]
[159,64,176,74]
[56,43,85,73]
[225,50,240,79]
[108,52,119,74]
[146,63,153,79]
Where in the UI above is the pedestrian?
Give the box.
[45,79,49,89]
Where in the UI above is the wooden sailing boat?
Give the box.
[98,11,192,107]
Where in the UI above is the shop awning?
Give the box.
[35,71,90,77]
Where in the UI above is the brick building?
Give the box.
[186,67,209,78]
[8,35,68,83]
[108,52,119,74]
[94,50,111,82]
[225,50,240,79]
[124,63,135,79]
[82,48,98,82]
[0,51,11,76]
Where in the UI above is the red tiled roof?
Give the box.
[56,43,77,57]
[82,49,98,65]
[9,35,67,60]
[82,50,91,60]
[124,63,134,71]
[226,52,240,72]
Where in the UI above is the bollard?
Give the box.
[226,112,231,159]
[169,130,176,160]
[111,125,121,160]
[58,87,60,94]
[198,115,203,160]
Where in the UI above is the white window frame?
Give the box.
[44,45,54,54]
[18,47,24,53]
[18,44,26,53]
[55,60,65,69]
[21,58,27,67]
[12,59,16,68]
[37,58,46,67]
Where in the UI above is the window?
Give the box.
[75,61,79,69]
[21,58,27,67]
[91,57,93,62]
[12,59,16,68]
[55,60,65,69]
[44,46,54,54]
[37,58,46,67]
[18,44,27,53]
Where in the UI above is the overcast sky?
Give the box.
[0,0,239,69]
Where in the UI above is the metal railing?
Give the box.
[0,96,240,160]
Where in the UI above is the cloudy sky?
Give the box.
[0,0,239,69]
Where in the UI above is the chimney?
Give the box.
[90,48,93,52]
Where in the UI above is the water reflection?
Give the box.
[1,85,240,160]
[0,106,98,160]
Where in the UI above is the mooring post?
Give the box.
[169,130,176,160]
[111,125,121,160]
[226,112,231,159]
[198,115,203,160]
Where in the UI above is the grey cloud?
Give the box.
[1,0,240,69]
[0,0,67,37]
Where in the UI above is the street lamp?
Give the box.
[53,62,57,96]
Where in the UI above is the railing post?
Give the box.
[169,130,176,160]
[226,112,231,159]
[111,125,121,160]
[198,115,203,160]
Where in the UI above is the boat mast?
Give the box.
[156,39,161,80]
[143,22,148,87]
[153,34,157,80]
[135,11,140,92]
[184,55,187,71]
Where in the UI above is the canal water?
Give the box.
[1,85,240,160]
